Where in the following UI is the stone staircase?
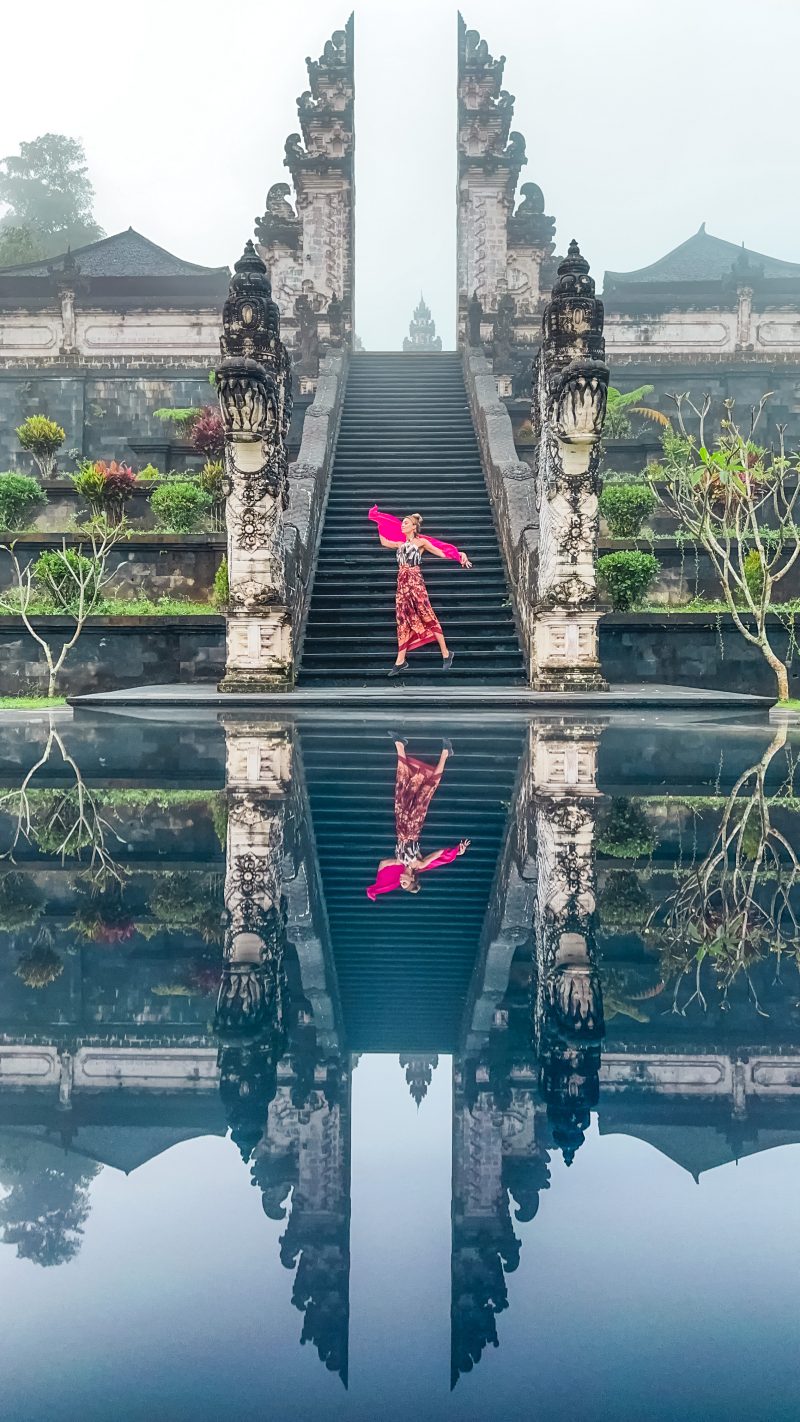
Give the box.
[299,721,524,1052]
[299,351,525,683]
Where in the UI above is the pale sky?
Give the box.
[1,0,798,350]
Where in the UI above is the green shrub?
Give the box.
[212,555,229,609]
[743,548,765,604]
[598,550,659,610]
[597,798,657,860]
[15,415,66,477]
[199,460,225,530]
[150,479,211,532]
[72,460,136,523]
[598,869,650,927]
[136,463,162,481]
[33,549,102,611]
[599,483,657,538]
[153,408,198,429]
[0,472,47,530]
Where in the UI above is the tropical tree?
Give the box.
[0,1137,99,1267]
[604,384,671,439]
[657,394,800,702]
[0,224,45,266]
[0,134,103,261]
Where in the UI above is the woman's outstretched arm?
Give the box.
[379,533,405,549]
[420,538,472,568]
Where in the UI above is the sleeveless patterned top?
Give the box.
[397,540,422,567]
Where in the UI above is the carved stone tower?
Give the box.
[529,720,605,1163]
[403,294,443,351]
[457,16,555,392]
[216,242,294,691]
[530,242,610,690]
[255,15,355,387]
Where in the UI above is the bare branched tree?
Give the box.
[0,719,125,888]
[650,725,799,1014]
[656,394,800,700]
[0,523,127,699]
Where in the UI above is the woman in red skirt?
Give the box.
[378,513,472,676]
[367,738,471,898]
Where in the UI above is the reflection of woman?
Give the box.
[368,507,472,676]
[367,739,470,900]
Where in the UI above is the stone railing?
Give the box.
[462,347,537,677]
[285,350,347,660]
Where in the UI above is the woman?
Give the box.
[369,508,472,675]
[366,737,470,900]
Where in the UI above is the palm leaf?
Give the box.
[630,405,672,429]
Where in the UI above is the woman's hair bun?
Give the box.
[411,512,423,528]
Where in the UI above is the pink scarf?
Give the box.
[367,846,462,900]
[368,506,463,563]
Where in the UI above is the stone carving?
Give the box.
[294,292,320,378]
[530,723,605,1164]
[458,19,558,368]
[399,1053,439,1104]
[254,183,301,251]
[255,16,355,364]
[529,241,609,689]
[217,242,294,690]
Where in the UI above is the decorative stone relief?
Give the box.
[254,15,355,369]
[529,721,605,1165]
[457,17,555,378]
[216,242,294,691]
[529,242,610,690]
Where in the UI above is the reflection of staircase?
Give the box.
[300,352,525,683]
[300,721,524,1051]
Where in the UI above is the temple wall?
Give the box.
[0,362,220,468]
[606,306,800,356]
[0,306,219,360]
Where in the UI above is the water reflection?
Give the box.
[368,738,469,899]
[0,709,799,1409]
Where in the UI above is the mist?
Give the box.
[1,0,797,349]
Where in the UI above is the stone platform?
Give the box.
[68,682,775,713]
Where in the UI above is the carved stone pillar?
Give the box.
[530,242,610,690]
[255,17,355,367]
[736,284,754,348]
[216,242,294,692]
[457,21,555,382]
[529,720,605,1164]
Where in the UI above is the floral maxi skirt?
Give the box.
[396,564,442,655]
[395,754,443,844]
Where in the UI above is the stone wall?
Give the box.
[601,612,800,698]
[2,611,791,698]
[0,361,216,469]
[462,346,536,661]
[0,534,224,601]
[285,351,347,657]
[0,616,225,696]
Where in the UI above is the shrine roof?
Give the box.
[604,224,800,290]
[0,228,229,279]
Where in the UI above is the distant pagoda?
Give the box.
[403,293,442,351]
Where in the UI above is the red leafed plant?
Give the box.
[189,406,225,460]
[73,459,137,523]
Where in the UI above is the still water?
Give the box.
[0,708,799,1422]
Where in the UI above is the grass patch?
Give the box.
[0,696,67,709]
[778,698,800,710]
[0,594,218,617]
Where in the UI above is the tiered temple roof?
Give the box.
[0,227,230,309]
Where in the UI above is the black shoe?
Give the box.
[442,737,454,754]
[442,653,454,671]
[388,663,408,678]
[387,730,407,744]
